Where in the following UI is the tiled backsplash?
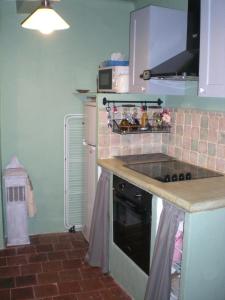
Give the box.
[98,109,162,158]
[98,107,225,174]
[162,108,225,174]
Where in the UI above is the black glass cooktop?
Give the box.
[126,160,223,183]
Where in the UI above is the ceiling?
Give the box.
[16,0,135,13]
[16,0,59,13]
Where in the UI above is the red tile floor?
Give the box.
[0,232,131,300]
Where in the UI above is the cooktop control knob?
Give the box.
[171,174,178,182]
[186,172,192,180]
[179,173,185,181]
[119,183,126,191]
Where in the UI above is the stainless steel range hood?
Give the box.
[141,0,200,81]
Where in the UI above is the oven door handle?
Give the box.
[114,197,138,210]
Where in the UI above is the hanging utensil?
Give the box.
[112,102,118,114]
[106,104,112,128]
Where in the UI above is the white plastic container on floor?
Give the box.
[4,157,30,246]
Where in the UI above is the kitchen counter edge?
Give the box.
[98,158,225,213]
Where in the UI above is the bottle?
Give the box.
[140,106,148,129]
[120,111,130,131]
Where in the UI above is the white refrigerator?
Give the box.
[82,101,97,242]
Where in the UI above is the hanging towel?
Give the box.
[26,176,37,218]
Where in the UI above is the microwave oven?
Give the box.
[98,66,129,93]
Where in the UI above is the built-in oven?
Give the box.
[113,175,152,275]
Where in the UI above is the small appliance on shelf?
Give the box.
[98,52,129,93]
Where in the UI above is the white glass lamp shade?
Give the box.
[21,7,70,34]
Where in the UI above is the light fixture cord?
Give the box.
[42,0,50,7]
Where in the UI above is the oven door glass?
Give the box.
[113,176,152,275]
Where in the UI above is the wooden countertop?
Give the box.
[98,158,225,213]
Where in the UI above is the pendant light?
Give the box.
[21,0,70,35]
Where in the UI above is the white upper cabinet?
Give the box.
[129,5,188,95]
[199,0,225,97]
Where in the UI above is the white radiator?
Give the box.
[64,114,84,230]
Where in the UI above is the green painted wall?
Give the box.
[0,0,134,236]
[134,0,187,10]
[166,94,225,112]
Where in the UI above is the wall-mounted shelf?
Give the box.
[73,92,97,99]
[102,97,171,135]
[112,119,171,135]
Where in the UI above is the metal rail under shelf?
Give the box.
[102,97,163,108]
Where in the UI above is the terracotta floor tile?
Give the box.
[17,246,36,255]
[53,294,76,300]
[59,269,82,282]
[0,248,16,257]
[42,261,63,272]
[0,277,15,289]
[48,251,67,261]
[34,283,58,298]
[58,281,81,294]
[0,233,131,300]
[28,253,48,263]
[54,243,73,251]
[72,233,86,241]
[29,236,40,245]
[58,236,74,243]
[79,279,104,292]
[15,274,37,287]
[0,289,11,300]
[11,286,34,299]
[76,291,102,300]
[38,236,59,245]
[80,268,102,280]
[71,241,88,249]
[0,257,7,266]
[62,259,83,270]
[66,250,85,259]
[7,255,27,266]
[100,290,119,300]
[21,263,42,275]
[36,244,54,253]
[38,272,59,284]
[0,266,20,277]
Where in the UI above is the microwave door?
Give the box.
[98,69,112,91]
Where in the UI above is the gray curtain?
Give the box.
[144,201,184,300]
[85,169,110,273]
